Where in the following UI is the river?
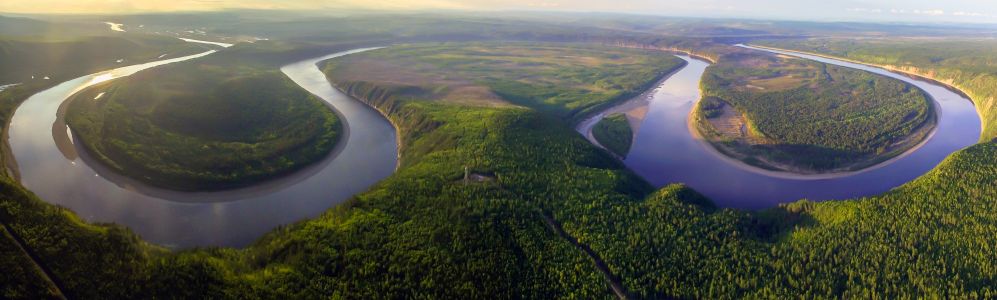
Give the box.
[579,49,980,209]
[6,47,397,248]
[8,41,981,248]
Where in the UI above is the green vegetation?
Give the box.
[592,113,633,157]
[696,51,934,172]
[3,91,635,299]
[5,18,997,298]
[560,141,997,298]
[757,38,997,141]
[65,55,342,191]
[0,224,61,299]
[699,96,727,118]
[321,43,686,122]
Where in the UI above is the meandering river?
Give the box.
[7,47,396,248]
[7,41,981,248]
[578,47,981,209]
[579,48,980,208]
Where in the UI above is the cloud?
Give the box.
[847,8,882,14]
[913,9,945,16]
[887,8,948,16]
[953,11,986,17]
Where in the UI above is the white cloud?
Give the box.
[913,9,945,16]
[953,11,985,17]
[847,8,882,13]
[886,8,949,16]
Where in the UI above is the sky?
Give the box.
[3,0,997,24]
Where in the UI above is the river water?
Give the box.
[581,49,980,209]
[7,48,397,248]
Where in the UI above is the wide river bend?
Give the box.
[579,47,980,209]
[7,47,396,248]
[7,43,981,249]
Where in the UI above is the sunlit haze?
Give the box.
[4,0,997,24]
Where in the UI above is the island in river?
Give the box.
[693,49,936,174]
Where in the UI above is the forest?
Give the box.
[592,113,633,157]
[64,51,342,191]
[4,13,997,299]
[697,50,934,172]
[757,38,997,142]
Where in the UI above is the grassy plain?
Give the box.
[322,43,686,122]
